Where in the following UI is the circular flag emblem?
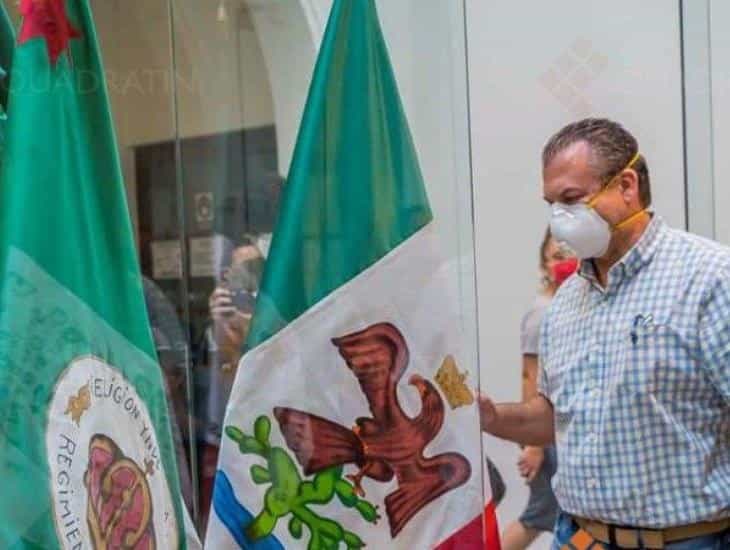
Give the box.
[46,356,179,549]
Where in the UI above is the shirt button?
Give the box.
[587,433,597,443]
[587,478,599,489]
[591,388,601,398]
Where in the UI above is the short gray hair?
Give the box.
[542,118,651,207]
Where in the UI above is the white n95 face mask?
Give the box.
[548,151,646,260]
[549,202,611,259]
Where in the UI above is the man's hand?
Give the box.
[476,394,555,447]
[209,287,237,318]
[478,394,499,433]
[209,287,251,369]
[517,446,544,482]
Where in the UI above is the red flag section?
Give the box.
[435,501,502,550]
[18,0,80,65]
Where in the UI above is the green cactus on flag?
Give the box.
[225,415,380,549]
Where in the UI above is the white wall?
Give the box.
[682,1,715,240]
[92,0,174,145]
[466,1,686,547]
[244,0,320,176]
[709,0,730,245]
[91,0,275,146]
[172,0,276,139]
[88,0,277,241]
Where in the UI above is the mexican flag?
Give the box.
[206,1,498,548]
[0,1,192,547]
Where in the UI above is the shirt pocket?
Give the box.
[623,322,702,400]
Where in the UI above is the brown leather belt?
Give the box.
[572,515,730,549]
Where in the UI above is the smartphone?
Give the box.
[230,289,257,314]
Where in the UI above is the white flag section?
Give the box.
[206,224,487,549]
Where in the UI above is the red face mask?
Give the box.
[551,258,579,286]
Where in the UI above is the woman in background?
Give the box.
[501,230,578,550]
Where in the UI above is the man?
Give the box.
[208,238,264,370]
[480,118,730,549]
[198,236,264,526]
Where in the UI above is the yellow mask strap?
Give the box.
[626,151,641,169]
[586,151,641,208]
[613,207,648,231]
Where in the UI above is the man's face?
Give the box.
[226,244,264,293]
[231,244,261,267]
[542,141,629,229]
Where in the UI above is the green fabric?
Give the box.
[0,1,185,547]
[247,0,432,349]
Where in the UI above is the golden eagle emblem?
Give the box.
[435,355,474,410]
[64,383,91,426]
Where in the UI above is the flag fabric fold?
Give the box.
[0,1,190,547]
[206,1,495,548]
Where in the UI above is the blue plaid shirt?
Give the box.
[539,215,730,528]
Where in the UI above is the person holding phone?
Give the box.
[208,239,263,371]
[199,236,265,526]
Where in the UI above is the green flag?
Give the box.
[245,0,432,350]
[0,1,187,547]
[206,1,487,548]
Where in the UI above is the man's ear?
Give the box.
[619,168,640,204]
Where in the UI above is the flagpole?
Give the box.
[166,0,200,525]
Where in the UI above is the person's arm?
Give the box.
[481,297,555,446]
[518,353,545,481]
[521,354,539,402]
[479,393,554,447]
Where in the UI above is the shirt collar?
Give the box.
[578,214,665,289]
